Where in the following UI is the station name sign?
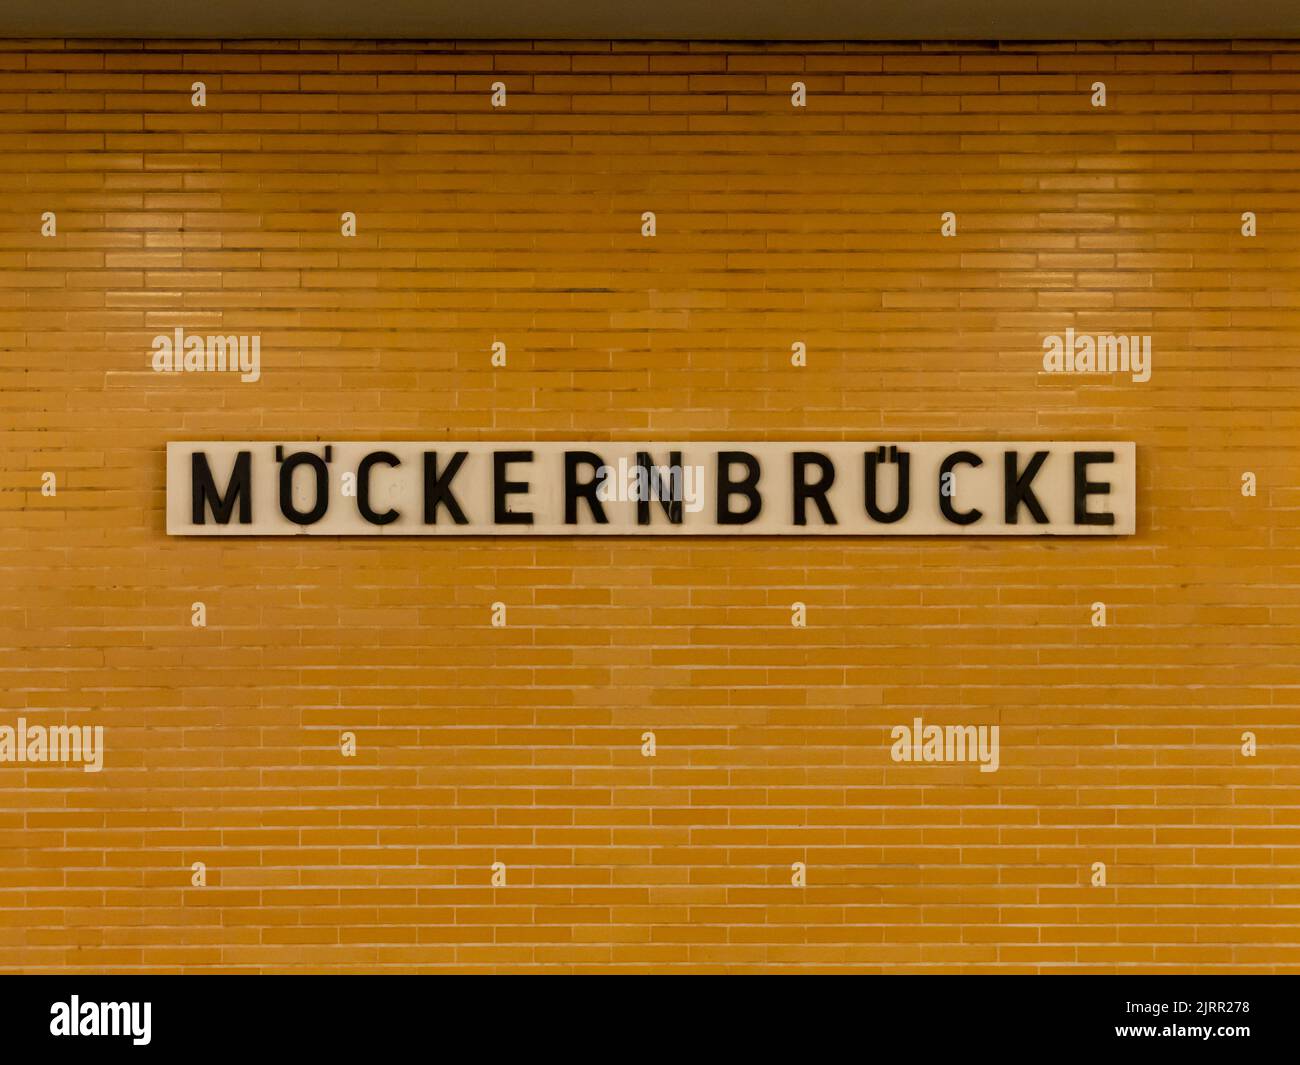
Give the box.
[166,441,1136,537]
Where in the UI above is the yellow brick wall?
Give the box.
[1,38,1298,973]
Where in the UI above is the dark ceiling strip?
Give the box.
[1,0,1299,41]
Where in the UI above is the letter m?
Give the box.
[192,451,252,524]
[102,1003,130,1037]
[1099,334,1129,372]
[206,334,239,372]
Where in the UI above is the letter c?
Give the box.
[357,451,401,526]
[939,451,983,525]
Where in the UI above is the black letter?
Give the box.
[863,447,911,524]
[565,451,609,525]
[793,451,837,526]
[637,451,683,526]
[191,450,251,525]
[938,451,983,525]
[715,451,762,525]
[357,451,400,526]
[494,450,534,525]
[1003,450,1049,524]
[1073,450,1115,526]
[423,451,469,525]
[278,447,331,526]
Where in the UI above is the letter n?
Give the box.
[191,451,252,524]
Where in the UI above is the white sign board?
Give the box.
[166,441,1136,536]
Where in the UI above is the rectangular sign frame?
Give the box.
[166,440,1137,537]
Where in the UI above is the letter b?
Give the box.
[715,452,762,525]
